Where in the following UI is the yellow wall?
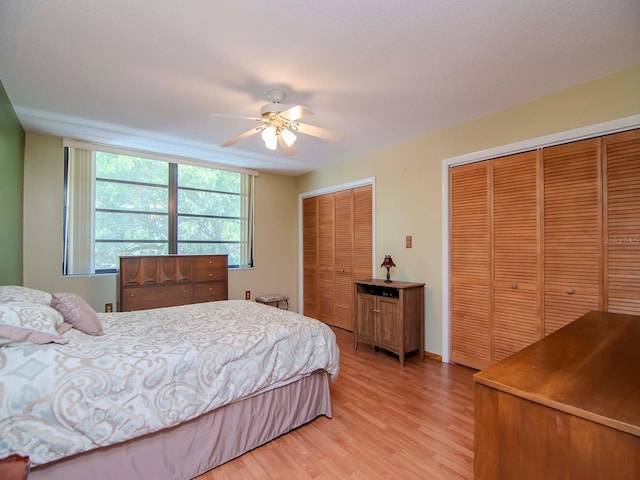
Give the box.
[296,64,640,356]
[22,134,300,312]
[20,65,640,355]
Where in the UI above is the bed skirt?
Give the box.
[30,370,332,480]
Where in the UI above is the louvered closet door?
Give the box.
[303,197,319,319]
[603,129,640,314]
[334,190,354,330]
[353,185,373,281]
[317,194,336,325]
[450,161,491,369]
[492,151,540,362]
[303,185,372,331]
[543,138,602,335]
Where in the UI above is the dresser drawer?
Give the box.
[193,255,228,282]
[158,256,192,283]
[121,285,193,311]
[120,256,160,286]
[193,282,228,303]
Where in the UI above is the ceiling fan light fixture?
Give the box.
[262,126,278,150]
[281,128,297,147]
[265,137,277,150]
[216,89,344,153]
[261,125,276,143]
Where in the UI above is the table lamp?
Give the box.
[381,255,396,283]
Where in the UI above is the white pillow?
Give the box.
[0,285,53,306]
[0,302,68,346]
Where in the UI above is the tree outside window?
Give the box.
[63,147,254,275]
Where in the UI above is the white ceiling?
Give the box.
[1,1,639,176]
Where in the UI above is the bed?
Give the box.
[0,286,339,479]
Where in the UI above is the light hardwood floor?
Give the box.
[197,327,476,479]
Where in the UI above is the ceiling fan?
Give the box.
[212,89,344,156]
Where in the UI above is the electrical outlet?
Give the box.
[406,235,413,248]
[245,290,251,300]
[105,303,113,313]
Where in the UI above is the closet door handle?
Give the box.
[567,288,575,295]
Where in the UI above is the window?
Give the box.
[63,144,255,274]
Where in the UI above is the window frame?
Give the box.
[62,142,257,275]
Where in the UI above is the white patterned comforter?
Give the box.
[0,300,339,466]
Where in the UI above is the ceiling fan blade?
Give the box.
[277,134,297,156]
[220,126,263,147]
[295,122,345,142]
[279,105,314,122]
[210,113,263,121]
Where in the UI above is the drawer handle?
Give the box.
[209,273,213,277]
[129,293,135,297]
[511,282,518,289]
[209,260,213,264]
[373,309,380,313]
[567,288,575,295]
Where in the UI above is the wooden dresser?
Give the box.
[119,254,228,311]
[354,279,425,366]
[474,311,640,480]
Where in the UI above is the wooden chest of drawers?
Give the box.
[119,254,228,311]
[474,311,640,479]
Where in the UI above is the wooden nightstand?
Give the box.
[354,279,425,366]
[0,455,29,480]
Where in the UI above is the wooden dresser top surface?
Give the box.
[354,278,425,289]
[474,311,640,437]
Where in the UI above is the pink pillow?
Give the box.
[51,293,104,335]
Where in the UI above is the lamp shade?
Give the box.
[381,255,396,268]
[261,125,276,142]
[264,136,277,150]
[281,128,297,147]
[261,125,277,150]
